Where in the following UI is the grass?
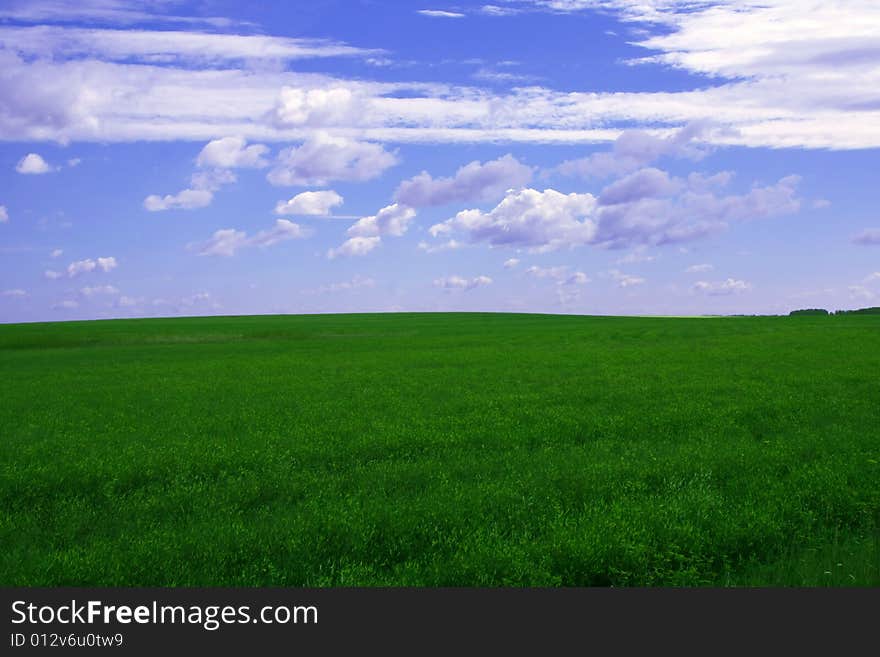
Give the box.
[1,312,878,586]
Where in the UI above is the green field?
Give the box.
[2,312,879,586]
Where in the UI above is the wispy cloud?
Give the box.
[196,220,310,257]
[417,10,466,18]
[434,275,493,290]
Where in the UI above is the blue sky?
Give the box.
[1,0,879,322]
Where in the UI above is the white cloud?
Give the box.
[44,270,62,280]
[599,168,682,206]
[198,229,243,256]
[559,123,711,180]
[0,25,381,64]
[50,248,63,258]
[306,275,377,294]
[189,168,236,191]
[347,203,416,238]
[275,190,343,216]
[96,256,117,272]
[417,10,466,18]
[1,1,878,151]
[80,285,119,296]
[434,275,493,290]
[693,278,752,295]
[394,154,533,207]
[526,265,590,286]
[2,288,26,297]
[267,132,398,186]
[615,247,655,265]
[268,87,367,128]
[196,137,268,169]
[197,219,310,256]
[53,300,79,310]
[117,295,141,307]
[418,239,465,253]
[143,188,213,211]
[67,157,81,167]
[65,256,116,277]
[15,153,52,174]
[849,285,875,301]
[591,173,800,248]
[0,206,7,223]
[853,229,880,245]
[526,265,569,280]
[480,5,521,16]
[180,292,213,307]
[327,236,381,259]
[685,263,713,273]
[608,270,646,288]
[0,0,237,27]
[503,258,520,268]
[67,259,96,277]
[144,167,236,211]
[429,188,598,252]
[564,271,590,285]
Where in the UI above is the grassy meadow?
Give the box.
[1,312,878,586]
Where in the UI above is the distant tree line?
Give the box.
[789,307,880,316]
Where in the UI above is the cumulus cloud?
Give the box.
[853,229,880,245]
[144,167,236,211]
[429,188,597,251]
[66,256,117,277]
[97,256,117,272]
[53,300,79,310]
[327,236,381,259]
[394,154,533,207]
[685,264,713,273]
[347,203,416,238]
[144,188,213,211]
[693,278,752,295]
[267,132,398,186]
[268,87,368,128]
[503,258,520,268]
[15,153,52,174]
[559,123,712,180]
[2,288,26,297]
[598,168,681,206]
[275,190,344,216]
[591,173,801,249]
[44,270,62,280]
[50,248,63,258]
[434,275,493,290]
[197,219,310,256]
[0,206,7,223]
[196,136,269,169]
